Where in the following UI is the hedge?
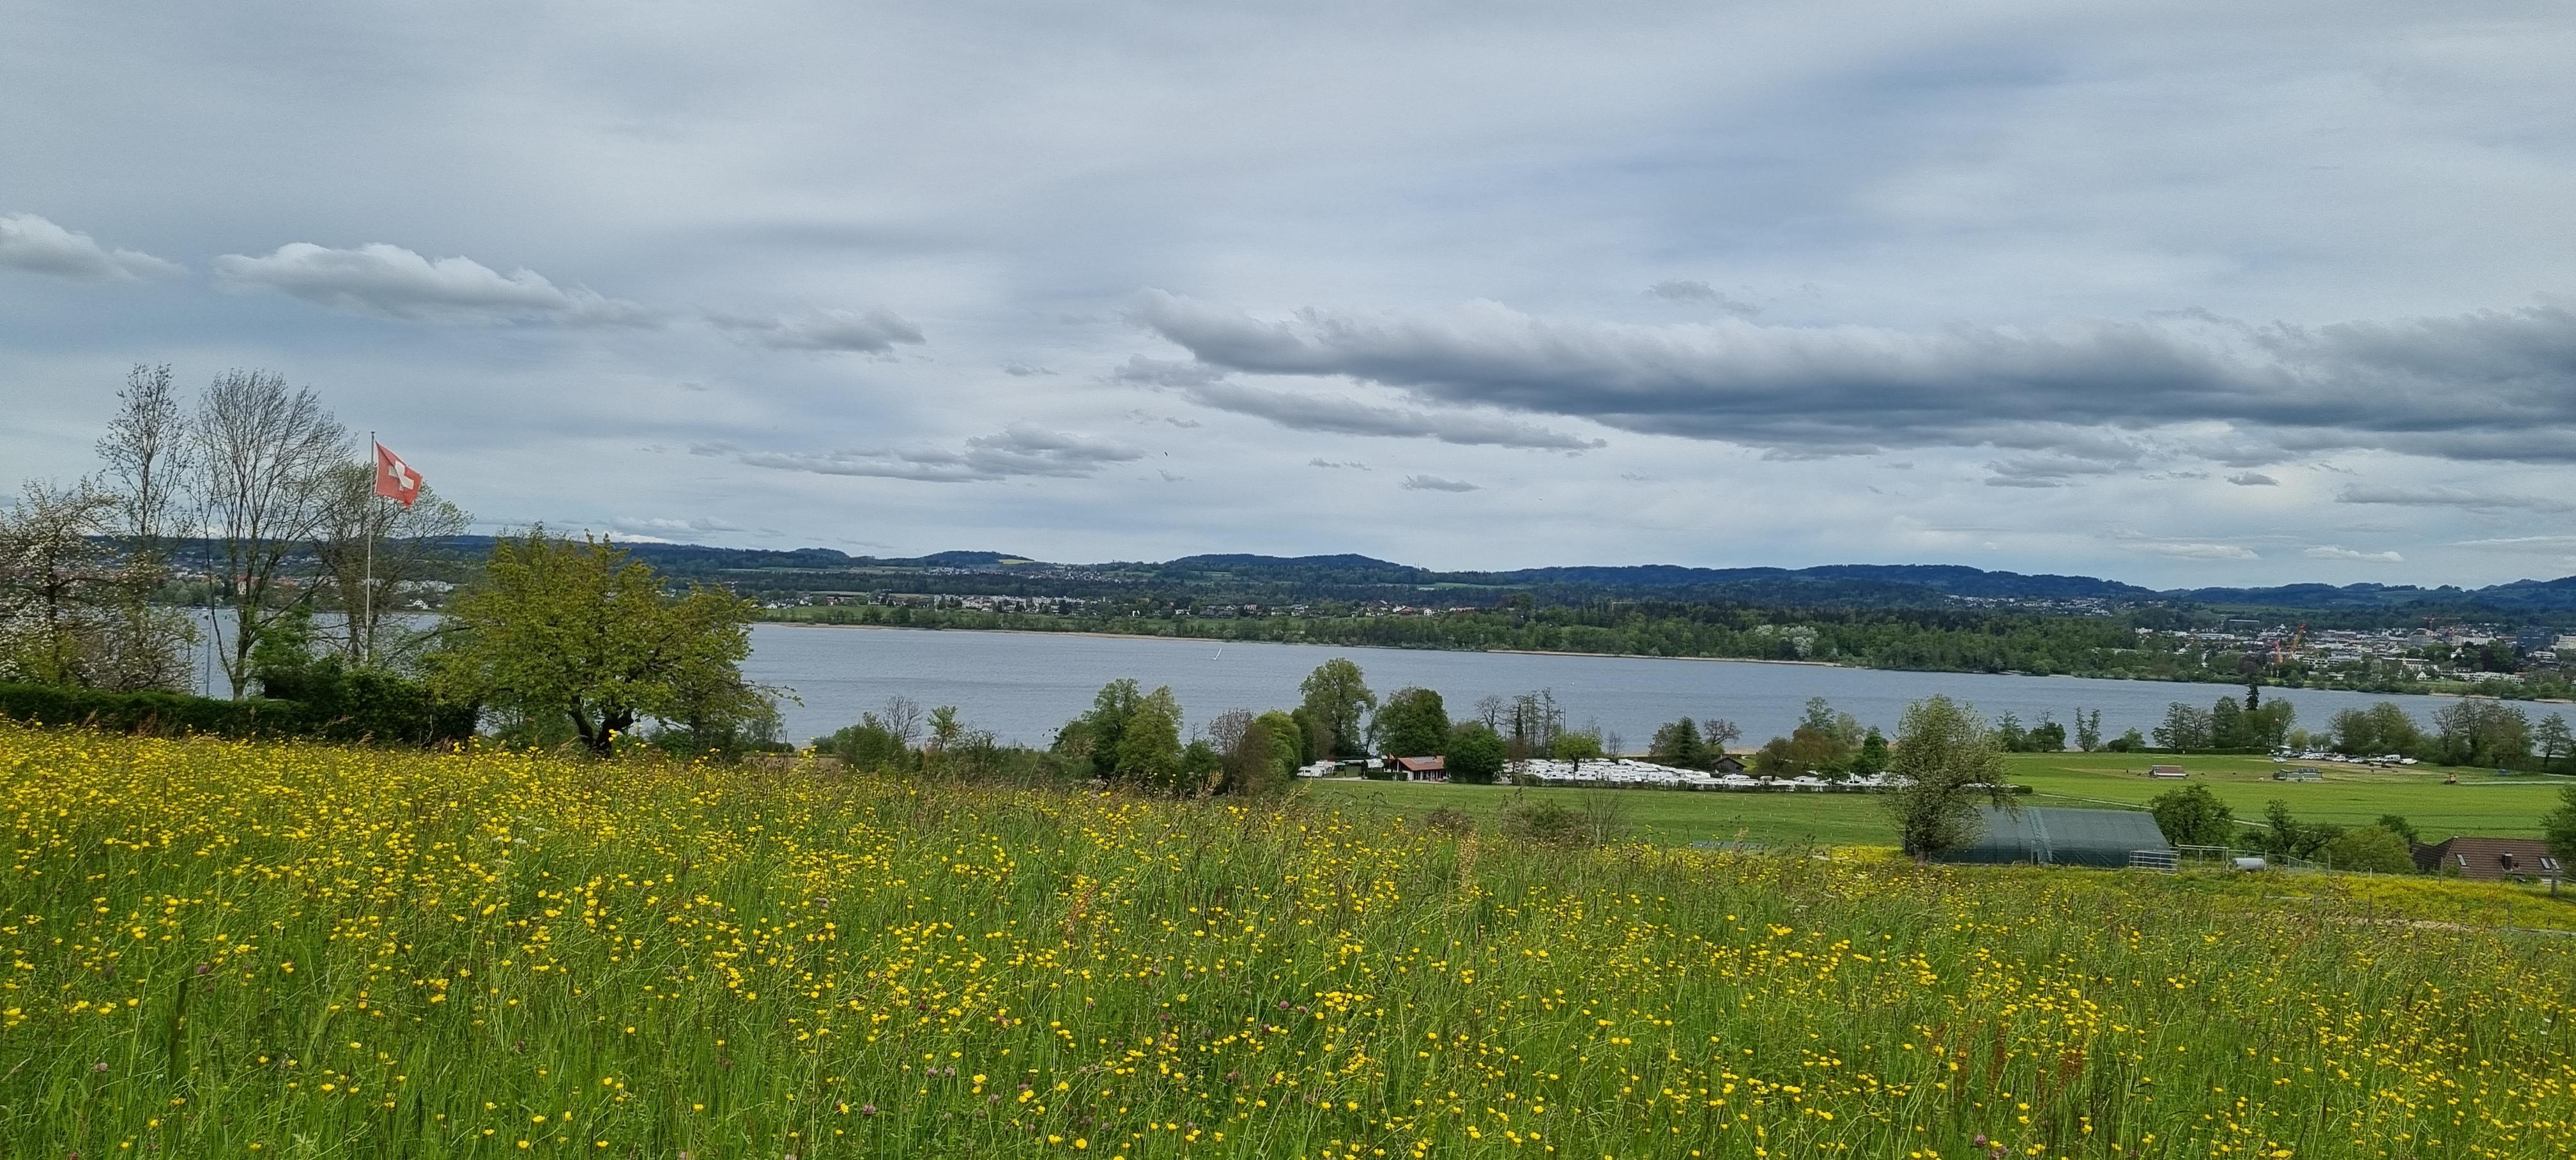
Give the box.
[0,681,475,747]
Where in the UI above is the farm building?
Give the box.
[1931,807,2175,869]
[1389,756,1446,782]
[2412,837,2563,881]
[2147,765,2188,779]
[1708,754,1748,774]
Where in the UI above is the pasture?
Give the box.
[1303,752,2565,848]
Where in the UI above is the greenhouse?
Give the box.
[1931,806,2174,869]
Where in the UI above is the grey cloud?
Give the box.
[213,242,652,326]
[2120,540,2261,561]
[2453,535,2576,554]
[1119,354,1607,450]
[1000,363,1055,376]
[1400,474,1479,492]
[0,213,182,282]
[2305,546,2403,563]
[2337,484,2576,514]
[610,515,777,537]
[1644,279,1760,316]
[1308,458,1369,469]
[714,307,925,353]
[1982,455,2119,488]
[2227,472,2280,486]
[1181,380,1604,451]
[1133,291,2576,464]
[1113,356,1234,389]
[701,424,1142,483]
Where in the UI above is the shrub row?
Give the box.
[0,680,473,747]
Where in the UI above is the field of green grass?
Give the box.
[1305,752,2568,848]
[8,725,2576,1156]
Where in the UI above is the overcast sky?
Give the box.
[6,1,2574,586]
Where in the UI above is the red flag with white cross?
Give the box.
[373,441,422,507]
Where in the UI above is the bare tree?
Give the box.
[1701,717,1744,753]
[311,462,469,666]
[192,370,349,698]
[87,364,201,689]
[878,695,923,748]
[97,364,195,553]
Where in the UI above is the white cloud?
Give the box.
[712,307,924,353]
[1400,474,1479,492]
[212,242,653,325]
[2304,545,2403,563]
[0,212,181,282]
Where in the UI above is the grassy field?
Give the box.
[1305,752,2568,849]
[6,724,2576,1157]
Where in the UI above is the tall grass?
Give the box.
[3,724,2571,1157]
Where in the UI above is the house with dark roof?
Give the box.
[1390,756,1446,782]
[2412,836,2564,881]
[1708,754,1747,775]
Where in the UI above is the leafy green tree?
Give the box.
[1286,706,1320,765]
[2105,727,2145,752]
[1992,712,2029,752]
[1850,728,1889,775]
[2545,786,2576,869]
[2207,697,2244,749]
[2026,717,2067,752]
[2073,708,2103,752]
[1208,708,1291,796]
[431,532,761,757]
[2153,702,2211,751]
[1114,685,1185,790]
[814,717,912,770]
[1549,729,1606,762]
[1883,696,2011,862]
[2538,713,2575,774]
[1059,679,1145,779]
[1369,686,1450,758]
[2433,699,2531,768]
[1180,738,1223,793]
[2375,814,2420,846]
[1299,659,1376,758]
[2147,784,2235,847]
[1254,710,1305,777]
[2330,703,2425,758]
[2321,827,2416,874]
[1446,721,1506,784]
[1648,716,1705,769]
[2257,800,2340,861]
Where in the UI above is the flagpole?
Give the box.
[364,431,375,668]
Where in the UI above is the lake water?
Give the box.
[744,624,2480,749]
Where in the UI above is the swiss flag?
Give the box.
[373,442,422,507]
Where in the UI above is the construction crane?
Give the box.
[2271,621,2308,665]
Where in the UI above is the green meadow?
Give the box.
[1303,752,2568,848]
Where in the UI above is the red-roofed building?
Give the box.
[1390,756,1446,782]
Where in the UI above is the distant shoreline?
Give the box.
[764,620,1856,666]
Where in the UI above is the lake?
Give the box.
[744,624,2488,749]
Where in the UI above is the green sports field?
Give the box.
[1301,751,2570,848]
